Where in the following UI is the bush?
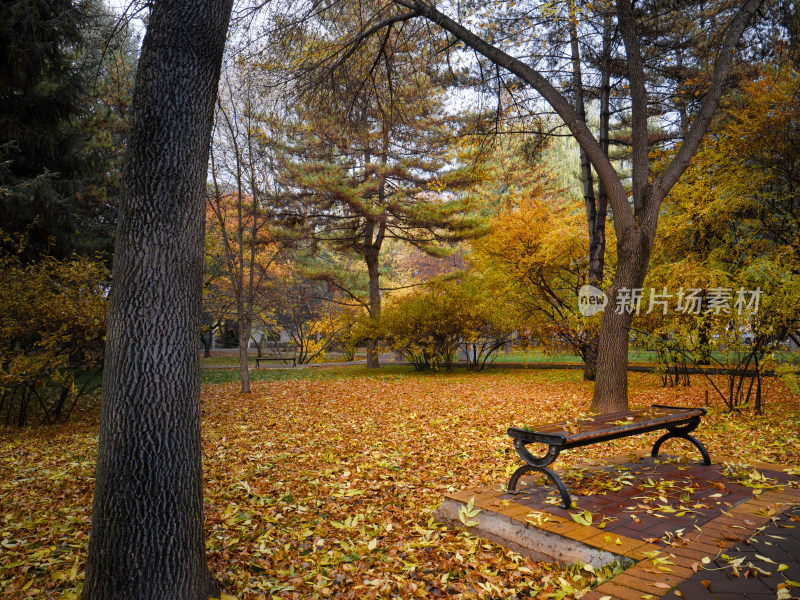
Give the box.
[0,253,108,425]
[380,277,516,371]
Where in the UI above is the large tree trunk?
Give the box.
[591,224,652,413]
[364,225,382,369]
[237,308,252,393]
[82,2,233,599]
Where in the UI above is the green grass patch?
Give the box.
[489,349,660,364]
[200,364,416,385]
[200,351,362,367]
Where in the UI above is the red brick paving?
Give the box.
[451,454,800,599]
[507,456,794,544]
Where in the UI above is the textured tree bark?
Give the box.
[590,225,652,414]
[364,219,385,369]
[82,2,233,599]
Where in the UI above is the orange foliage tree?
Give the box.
[472,189,613,370]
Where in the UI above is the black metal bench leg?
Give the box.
[542,467,573,509]
[651,419,711,465]
[507,464,537,492]
[507,465,573,509]
[507,441,573,509]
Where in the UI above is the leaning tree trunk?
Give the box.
[82,2,233,599]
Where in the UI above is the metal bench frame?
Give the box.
[507,404,711,509]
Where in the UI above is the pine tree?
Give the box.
[0,1,134,261]
[267,12,486,367]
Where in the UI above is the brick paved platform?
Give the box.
[436,453,800,599]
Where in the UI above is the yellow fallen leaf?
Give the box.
[755,553,776,563]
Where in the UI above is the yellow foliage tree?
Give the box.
[648,65,800,411]
[0,250,107,425]
[471,147,616,376]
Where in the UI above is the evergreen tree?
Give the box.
[268,12,486,367]
[0,0,134,261]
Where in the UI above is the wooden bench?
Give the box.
[254,356,296,368]
[507,404,711,508]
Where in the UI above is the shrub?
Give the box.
[0,253,108,425]
[380,277,516,371]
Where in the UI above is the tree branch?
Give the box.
[617,0,649,215]
[329,11,418,74]
[398,0,636,234]
[656,0,764,203]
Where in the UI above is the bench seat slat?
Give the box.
[508,405,705,448]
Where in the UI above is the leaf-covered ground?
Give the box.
[1,367,799,599]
